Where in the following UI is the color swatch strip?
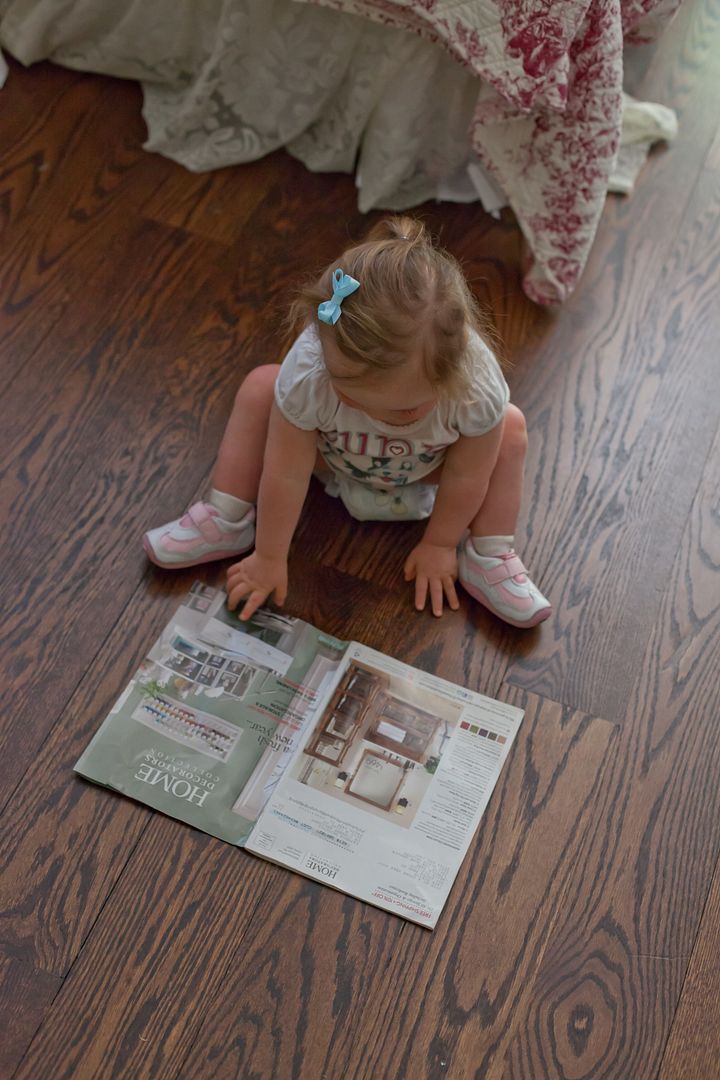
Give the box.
[460,721,507,744]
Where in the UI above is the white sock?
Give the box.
[471,534,515,558]
[208,488,253,522]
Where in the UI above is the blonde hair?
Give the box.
[288,216,494,399]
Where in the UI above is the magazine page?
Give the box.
[74,584,349,844]
[246,643,523,928]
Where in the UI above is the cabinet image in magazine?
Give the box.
[304,663,381,764]
[291,661,460,828]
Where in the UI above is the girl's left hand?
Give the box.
[403,542,460,617]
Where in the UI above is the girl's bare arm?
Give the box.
[228,404,317,619]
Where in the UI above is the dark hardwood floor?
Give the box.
[1,2,719,1076]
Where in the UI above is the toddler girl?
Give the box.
[144,217,550,627]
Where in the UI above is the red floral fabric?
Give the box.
[297,0,680,303]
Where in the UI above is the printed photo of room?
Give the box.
[289,660,462,828]
[157,634,261,700]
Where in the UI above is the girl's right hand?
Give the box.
[226,553,288,622]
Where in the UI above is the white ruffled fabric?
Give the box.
[0,0,678,303]
[1,0,483,213]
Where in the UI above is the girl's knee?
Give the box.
[501,404,528,456]
[236,364,279,407]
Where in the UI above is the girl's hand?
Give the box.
[403,542,460,617]
[226,553,288,622]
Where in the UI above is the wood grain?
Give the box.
[6,568,432,1076]
[497,416,720,1078]
[173,691,616,1080]
[508,158,720,720]
[659,860,720,1079]
[0,59,87,232]
[0,218,241,811]
[0,558,433,977]
[13,820,276,1080]
[142,151,281,243]
[0,949,62,1077]
[1,2,719,1075]
[504,0,720,721]
[0,69,161,390]
[0,572,196,974]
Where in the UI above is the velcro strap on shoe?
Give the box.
[187,502,223,543]
[483,555,526,585]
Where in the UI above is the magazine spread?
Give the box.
[75,584,523,928]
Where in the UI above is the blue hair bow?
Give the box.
[317,267,360,325]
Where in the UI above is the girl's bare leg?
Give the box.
[469,404,527,536]
[212,365,280,502]
[454,405,550,627]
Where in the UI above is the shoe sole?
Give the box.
[143,534,253,570]
[459,578,552,629]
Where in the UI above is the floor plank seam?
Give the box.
[8,974,68,1080]
[2,14,719,1071]
[8,813,154,1078]
[631,953,692,961]
[0,317,61,398]
[169,866,288,1080]
[0,455,218,827]
[0,564,155,822]
[501,686,621,727]
[501,679,625,728]
[654,850,720,1078]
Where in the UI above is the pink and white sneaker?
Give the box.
[143,501,255,569]
[457,538,551,628]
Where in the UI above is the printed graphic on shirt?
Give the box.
[320,431,448,488]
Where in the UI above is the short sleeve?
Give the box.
[451,332,510,437]
[274,324,338,430]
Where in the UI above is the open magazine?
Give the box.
[75,583,523,928]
